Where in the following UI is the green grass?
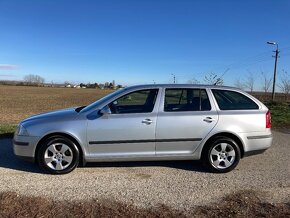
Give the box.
[0,124,16,135]
[265,102,290,128]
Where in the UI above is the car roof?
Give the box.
[125,84,242,91]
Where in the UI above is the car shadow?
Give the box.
[0,134,207,173]
[85,160,208,173]
[0,132,14,139]
[0,134,41,173]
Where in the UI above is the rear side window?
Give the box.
[212,89,259,110]
[164,89,211,112]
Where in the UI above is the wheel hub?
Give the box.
[220,152,227,159]
[56,153,63,160]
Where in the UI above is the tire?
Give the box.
[202,137,241,173]
[38,136,80,174]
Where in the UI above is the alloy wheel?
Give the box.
[44,143,73,170]
[209,142,236,169]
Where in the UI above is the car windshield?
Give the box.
[80,88,126,113]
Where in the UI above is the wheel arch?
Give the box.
[201,132,245,158]
[35,132,85,166]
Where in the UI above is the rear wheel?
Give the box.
[38,136,79,174]
[203,137,241,173]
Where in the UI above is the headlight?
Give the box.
[16,124,29,136]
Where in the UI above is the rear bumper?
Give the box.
[240,131,273,155]
[243,149,267,157]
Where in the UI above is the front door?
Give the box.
[156,88,218,155]
[87,89,160,159]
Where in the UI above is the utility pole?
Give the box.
[267,41,279,101]
[272,48,279,101]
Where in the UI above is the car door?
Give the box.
[155,88,218,155]
[87,88,160,158]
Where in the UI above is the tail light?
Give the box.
[266,111,271,128]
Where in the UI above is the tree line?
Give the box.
[1,71,290,100]
[0,74,123,89]
[187,70,290,100]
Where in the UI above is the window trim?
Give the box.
[211,89,260,111]
[163,88,212,112]
[107,88,159,114]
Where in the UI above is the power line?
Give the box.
[221,45,290,71]
[281,53,290,56]
[169,45,290,84]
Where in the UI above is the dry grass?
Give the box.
[252,91,290,103]
[1,85,289,128]
[0,191,289,217]
[0,85,112,124]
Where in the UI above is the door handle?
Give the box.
[142,119,153,125]
[203,117,215,123]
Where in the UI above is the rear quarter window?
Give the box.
[212,89,259,110]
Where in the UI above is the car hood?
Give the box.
[22,108,78,124]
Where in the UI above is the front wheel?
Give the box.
[203,137,241,173]
[38,136,79,174]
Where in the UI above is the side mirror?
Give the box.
[99,105,112,115]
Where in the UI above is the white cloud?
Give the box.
[0,74,17,77]
[0,64,19,70]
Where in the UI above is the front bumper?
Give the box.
[13,134,41,162]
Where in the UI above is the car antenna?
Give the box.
[214,68,230,85]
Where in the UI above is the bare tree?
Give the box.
[187,77,200,84]
[244,72,255,93]
[64,81,70,86]
[261,72,272,94]
[278,70,290,101]
[234,78,244,90]
[23,74,34,84]
[24,74,45,85]
[204,72,223,85]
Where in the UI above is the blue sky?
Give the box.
[0,0,290,87]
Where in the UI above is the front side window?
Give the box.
[212,89,259,110]
[164,89,211,112]
[109,89,158,114]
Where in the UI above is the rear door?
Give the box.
[155,88,218,155]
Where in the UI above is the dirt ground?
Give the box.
[0,191,289,217]
[0,85,112,124]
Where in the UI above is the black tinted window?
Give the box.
[212,89,259,110]
[109,89,158,114]
[164,89,211,112]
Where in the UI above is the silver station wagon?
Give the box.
[13,84,272,174]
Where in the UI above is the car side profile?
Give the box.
[13,84,272,174]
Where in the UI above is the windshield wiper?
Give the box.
[75,106,86,113]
